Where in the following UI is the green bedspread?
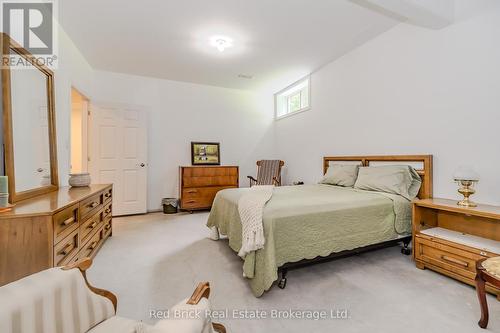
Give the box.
[206,184,412,297]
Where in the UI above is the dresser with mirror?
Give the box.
[0,33,113,286]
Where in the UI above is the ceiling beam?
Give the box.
[351,0,455,29]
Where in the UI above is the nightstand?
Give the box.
[412,198,500,298]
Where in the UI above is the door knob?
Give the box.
[37,168,43,172]
[140,163,145,167]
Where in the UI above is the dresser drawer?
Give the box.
[103,187,113,203]
[79,227,104,260]
[53,203,79,244]
[415,236,484,279]
[103,201,112,218]
[54,229,80,266]
[80,192,104,219]
[182,186,235,199]
[183,167,238,177]
[181,198,211,210]
[181,186,235,209]
[80,211,103,245]
[103,215,112,238]
[183,176,238,187]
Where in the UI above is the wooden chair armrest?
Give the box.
[272,177,281,186]
[187,282,210,305]
[62,257,118,312]
[186,282,226,332]
[62,257,93,272]
[477,258,488,272]
[212,323,226,333]
[247,176,257,187]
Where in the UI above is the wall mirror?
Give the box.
[1,33,58,203]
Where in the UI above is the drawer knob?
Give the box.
[88,221,98,229]
[88,241,98,250]
[187,190,198,194]
[441,255,469,267]
[88,202,99,208]
[186,200,196,204]
[105,208,111,214]
[61,217,75,226]
[105,224,111,231]
[59,243,72,256]
[105,192,112,198]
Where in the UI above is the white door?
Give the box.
[89,103,148,216]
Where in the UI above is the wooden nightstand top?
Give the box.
[413,198,500,220]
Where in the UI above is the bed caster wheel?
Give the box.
[401,247,411,255]
[278,278,287,289]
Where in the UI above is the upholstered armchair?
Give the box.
[247,160,284,187]
[0,258,226,333]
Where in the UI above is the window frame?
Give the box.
[274,76,311,120]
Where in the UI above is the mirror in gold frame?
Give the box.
[1,33,58,203]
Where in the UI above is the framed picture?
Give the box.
[191,142,220,165]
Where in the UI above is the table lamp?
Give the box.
[453,166,479,207]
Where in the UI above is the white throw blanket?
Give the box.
[238,185,274,258]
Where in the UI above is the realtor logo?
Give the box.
[2,1,53,54]
[1,0,58,69]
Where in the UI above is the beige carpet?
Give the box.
[87,212,500,333]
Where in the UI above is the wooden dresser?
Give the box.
[179,166,238,211]
[413,198,500,297]
[0,184,113,286]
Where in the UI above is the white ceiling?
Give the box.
[60,0,400,90]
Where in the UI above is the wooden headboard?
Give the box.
[323,155,433,199]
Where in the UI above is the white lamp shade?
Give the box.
[453,166,480,181]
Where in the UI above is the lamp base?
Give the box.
[457,199,477,208]
[457,180,477,208]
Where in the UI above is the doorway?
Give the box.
[70,88,89,173]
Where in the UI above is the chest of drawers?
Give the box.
[0,184,113,286]
[413,198,500,298]
[179,166,238,211]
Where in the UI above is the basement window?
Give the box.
[275,76,310,119]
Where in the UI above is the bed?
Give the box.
[207,155,433,297]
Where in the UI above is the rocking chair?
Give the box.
[247,160,284,187]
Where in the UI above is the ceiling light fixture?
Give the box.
[238,74,253,79]
[210,35,233,52]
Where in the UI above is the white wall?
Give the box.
[55,28,96,185]
[272,0,500,205]
[91,71,274,211]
